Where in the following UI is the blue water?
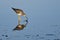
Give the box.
[0,0,60,40]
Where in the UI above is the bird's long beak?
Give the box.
[12,7,17,12]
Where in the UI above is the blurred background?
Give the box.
[0,0,60,40]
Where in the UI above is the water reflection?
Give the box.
[45,34,55,36]
[0,32,60,40]
[2,34,8,37]
[51,25,59,27]
[25,34,31,39]
[39,37,45,39]
[0,25,59,40]
[36,34,40,37]
[46,39,50,40]
[13,24,25,30]
[0,39,2,40]
[54,39,60,40]
[24,34,45,40]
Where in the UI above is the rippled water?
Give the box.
[0,25,60,40]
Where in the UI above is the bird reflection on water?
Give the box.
[13,22,28,31]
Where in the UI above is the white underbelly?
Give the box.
[17,12,22,15]
[17,14,22,15]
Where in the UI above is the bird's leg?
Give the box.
[18,15,21,25]
[24,15,28,22]
[24,15,28,26]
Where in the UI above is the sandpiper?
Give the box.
[12,7,28,30]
